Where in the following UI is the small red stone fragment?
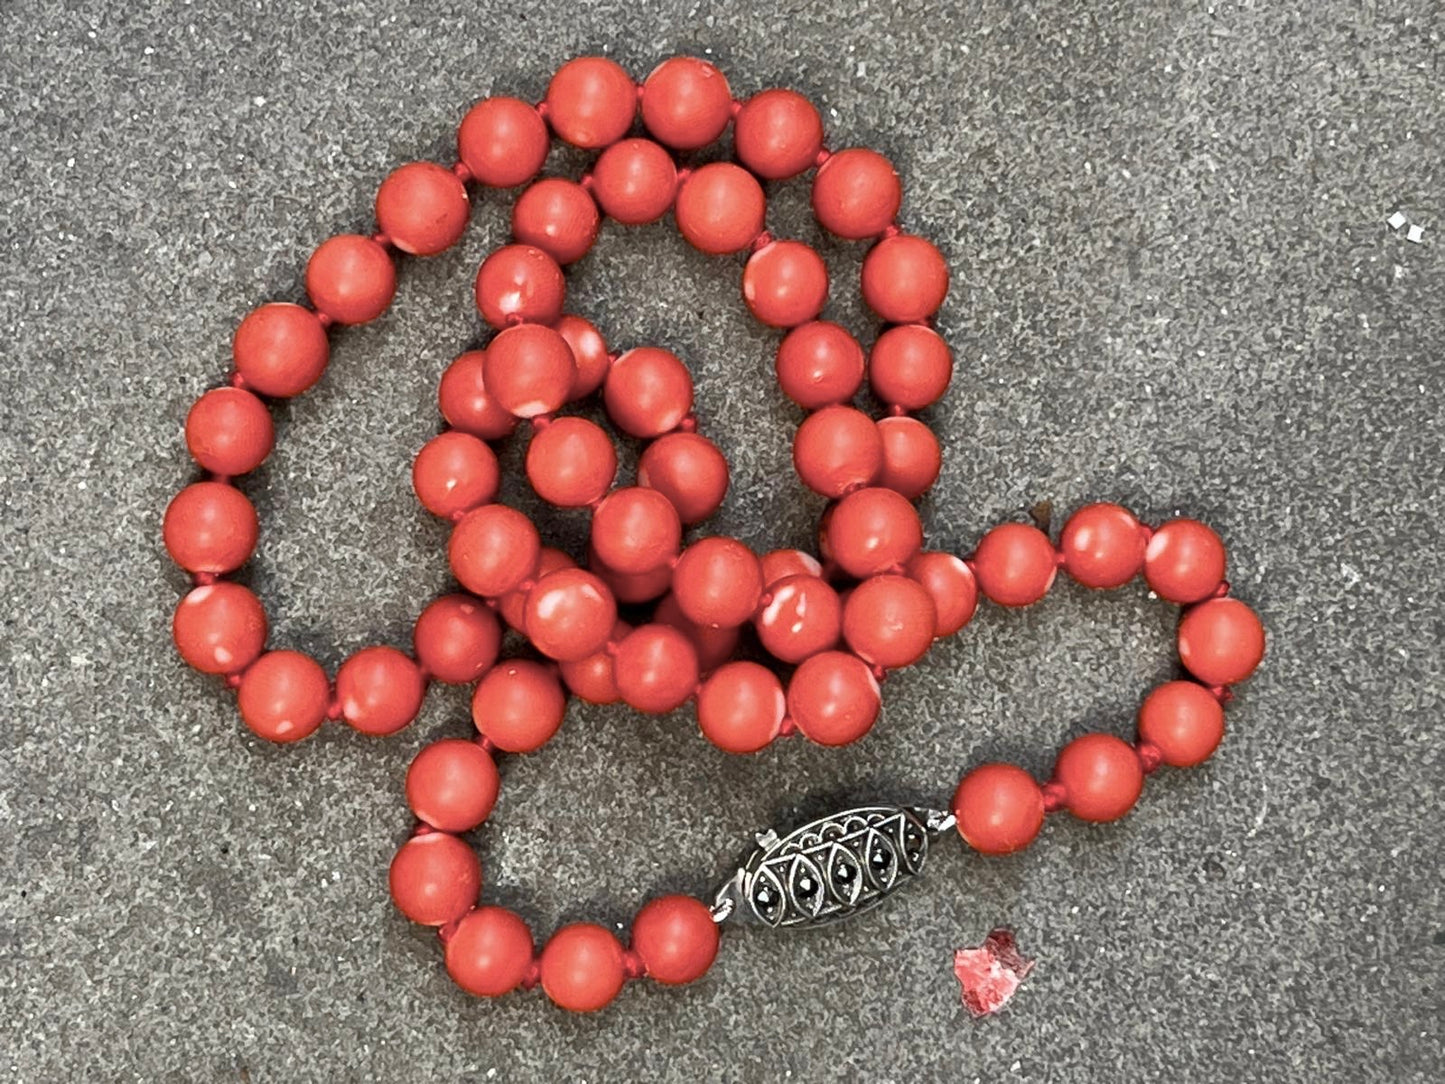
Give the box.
[952,928,1034,1018]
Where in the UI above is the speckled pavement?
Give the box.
[1,1,1441,1080]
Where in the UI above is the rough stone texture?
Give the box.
[1,0,1441,1080]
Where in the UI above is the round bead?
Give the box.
[1137,681,1226,767]
[590,486,681,574]
[591,138,678,225]
[445,906,534,998]
[412,594,502,685]
[412,431,501,519]
[868,324,952,410]
[438,350,518,441]
[652,593,740,673]
[483,324,577,419]
[591,546,674,604]
[185,388,274,476]
[1060,503,1147,589]
[1053,733,1145,823]
[162,481,258,574]
[675,163,766,254]
[760,548,823,586]
[640,57,732,149]
[524,568,617,662]
[559,620,628,704]
[544,57,636,149]
[631,895,720,985]
[389,832,480,927]
[539,923,627,1013]
[1177,598,1265,686]
[842,573,937,669]
[734,89,824,180]
[613,624,699,714]
[471,660,567,753]
[905,551,978,637]
[696,661,786,754]
[972,523,1057,607]
[474,244,566,329]
[672,537,763,629]
[406,738,500,832]
[236,650,329,743]
[775,321,865,409]
[498,547,574,631]
[555,314,610,400]
[811,148,901,240]
[511,177,600,265]
[787,651,881,746]
[756,575,842,664]
[232,302,330,398]
[334,646,425,736]
[875,416,942,499]
[448,504,541,597]
[792,405,883,499]
[637,432,729,524]
[374,161,470,256]
[526,417,617,507]
[1144,519,1227,604]
[951,763,1045,855]
[172,583,267,675]
[457,97,549,188]
[305,234,395,325]
[604,347,693,438]
[826,487,924,579]
[743,240,828,328]
[861,234,948,323]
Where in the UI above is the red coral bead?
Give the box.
[375,161,470,256]
[458,96,549,187]
[787,650,881,746]
[631,895,720,985]
[733,89,824,180]
[675,162,766,254]
[743,240,829,328]
[775,321,865,409]
[760,548,824,586]
[1060,502,1147,589]
[524,567,617,662]
[554,314,611,401]
[232,302,330,398]
[842,573,937,669]
[406,738,500,832]
[951,763,1045,855]
[826,487,924,579]
[755,573,842,664]
[334,646,425,736]
[905,550,978,637]
[875,416,942,499]
[236,650,329,743]
[972,523,1057,607]
[811,148,901,240]
[792,405,883,499]
[590,544,674,604]
[637,432,729,524]
[438,350,518,441]
[471,660,567,753]
[1177,598,1265,686]
[1053,734,1144,822]
[412,431,501,519]
[652,593,740,673]
[604,347,694,438]
[172,583,267,675]
[672,537,764,629]
[446,906,535,998]
[163,481,258,574]
[696,661,786,754]
[590,486,681,574]
[526,416,618,507]
[448,504,541,597]
[591,138,678,225]
[483,324,577,419]
[498,547,574,631]
[184,388,274,476]
[869,324,952,410]
[1144,518,1227,604]
[640,57,732,150]
[613,624,699,714]
[539,923,627,1012]
[413,594,502,685]
[1137,681,1226,767]
[861,234,948,324]
[511,177,600,265]
[544,57,637,149]
[305,234,395,325]
[389,832,480,927]
[474,244,566,329]
[559,619,628,704]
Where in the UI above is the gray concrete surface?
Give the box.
[1,0,1442,1080]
